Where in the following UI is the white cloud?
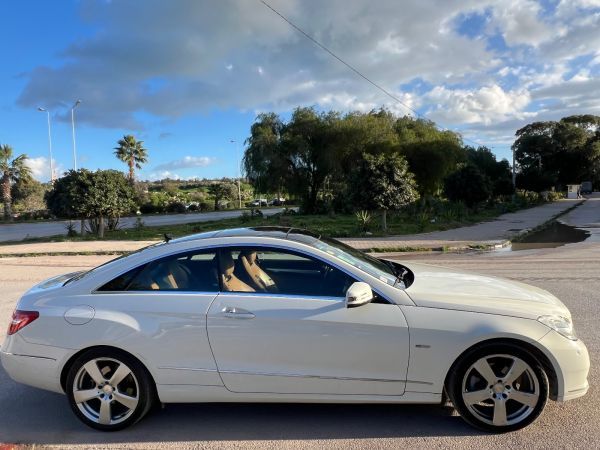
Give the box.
[11,0,600,150]
[145,170,182,180]
[154,156,216,171]
[426,84,531,125]
[15,0,495,128]
[492,0,552,47]
[25,156,63,182]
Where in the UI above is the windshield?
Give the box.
[310,236,399,288]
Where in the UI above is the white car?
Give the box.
[1,227,589,432]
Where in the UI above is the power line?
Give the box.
[259,0,488,149]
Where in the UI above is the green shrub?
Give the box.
[355,210,372,232]
[167,202,187,213]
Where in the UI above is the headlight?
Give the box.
[538,315,577,340]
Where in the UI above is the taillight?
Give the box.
[7,310,39,335]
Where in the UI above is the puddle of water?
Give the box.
[510,221,590,251]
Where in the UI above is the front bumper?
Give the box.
[1,334,67,394]
[538,330,590,402]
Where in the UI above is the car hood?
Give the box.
[403,262,570,320]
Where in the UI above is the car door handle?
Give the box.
[221,306,255,319]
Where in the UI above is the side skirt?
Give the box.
[156,384,442,404]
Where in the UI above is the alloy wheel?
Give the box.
[72,357,140,426]
[461,354,540,427]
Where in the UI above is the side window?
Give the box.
[98,250,219,292]
[219,247,356,297]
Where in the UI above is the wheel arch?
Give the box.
[443,337,559,401]
[60,345,158,395]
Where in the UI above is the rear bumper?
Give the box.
[538,330,590,402]
[1,334,67,394]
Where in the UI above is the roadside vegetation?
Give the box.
[2,111,597,241]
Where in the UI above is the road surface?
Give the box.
[0,199,598,448]
[0,249,598,448]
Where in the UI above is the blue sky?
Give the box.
[1,0,599,182]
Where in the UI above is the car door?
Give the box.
[206,246,410,396]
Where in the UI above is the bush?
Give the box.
[281,207,297,216]
[546,191,565,202]
[140,203,164,214]
[65,222,78,237]
[515,189,543,206]
[355,210,372,232]
[166,202,187,213]
[200,202,215,212]
[187,203,200,212]
[240,211,252,223]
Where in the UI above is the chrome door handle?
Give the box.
[221,306,255,319]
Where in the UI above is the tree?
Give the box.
[1,144,31,220]
[46,169,135,237]
[280,107,340,213]
[114,135,148,183]
[243,113,287,197]
[348,153,419,231]
[395,118,465,198]
[444,165,491,207]
[512,115,600,190]
[400,140,466,198]
[208,182,237,210]
[242,108,466,214]
[465,146,513,197]
[11,176,46,212]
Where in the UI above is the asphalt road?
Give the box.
[0,208,287,242]
[0,237,598,449]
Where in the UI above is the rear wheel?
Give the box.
[66,348,154,431]
[447,343,549,432]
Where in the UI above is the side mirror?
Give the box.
[345,282,373,308]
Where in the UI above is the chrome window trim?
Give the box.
[216,292,344,302]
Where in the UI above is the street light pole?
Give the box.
[230,139,242,209]
[37,107,55,182]
[71,99,81,170]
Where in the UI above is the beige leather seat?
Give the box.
[238,250,276,292]
[165,260,191,289]
[220,252,255,292]
[150,260,191,290]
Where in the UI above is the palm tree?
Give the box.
[114,135,148,183]
[1,144,31,221]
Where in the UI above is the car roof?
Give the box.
[170,226,321,246]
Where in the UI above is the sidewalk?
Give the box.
[340,199,584,251]
[0,199,584,256]
[0,240,155,256]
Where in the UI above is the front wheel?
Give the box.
[447,343,549,432]
[66,348,155,431]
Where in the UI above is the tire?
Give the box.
[66,348,155,431]
[447,342,549,433]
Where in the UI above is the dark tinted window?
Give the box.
[219,247,355,297]
[97,265,147,291]
[98,250,219,292]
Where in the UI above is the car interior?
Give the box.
[100,247,355,298]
